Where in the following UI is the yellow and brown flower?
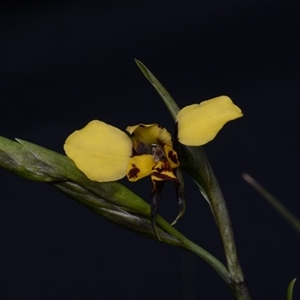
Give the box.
[64,95,243,238]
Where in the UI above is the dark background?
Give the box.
[1,2,300,300]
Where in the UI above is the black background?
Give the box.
[1,2,300,300]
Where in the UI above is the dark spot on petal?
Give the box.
[168,150,179,164]
[128,164,140,179]
[152,160,171,173]
[151,172,178,182]
[153,166,162,173]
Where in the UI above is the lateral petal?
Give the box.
[64,120,132,182]
[176,96,243,146]
[127,154,155,182]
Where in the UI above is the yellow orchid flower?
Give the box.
[64,95,242,238]
[64,122,179,185]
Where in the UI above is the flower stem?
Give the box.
[135,59,252,299]
[181,236,251,300]
[155,215,230,284]
[156,215,251,299]
[186,149,252,300]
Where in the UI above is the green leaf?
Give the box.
[287,278,297,300]
[14,137,151,215]
[52,180,181,245]
[0,135,60,181]
[0,135,181,244]
[243,173,300,235]
[134,59,180,119]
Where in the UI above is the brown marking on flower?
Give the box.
[152,160,171,173]
[152,172,178,182]
[168,150,179,165]
[128,164,140,179]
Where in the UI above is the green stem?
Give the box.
[155,215,230,285]
[157,216,251,299]
[135,59,251,299]
[207,176,244,282]
[181,236,250,300]
[183,150,252,300]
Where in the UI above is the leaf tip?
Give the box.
[287,278,297,300]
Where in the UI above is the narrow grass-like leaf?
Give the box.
[14,136,151,215]
[0,136,62,181]
[287,278,297,300]
[52,180,181,245]
[243,173,300,235]
[134,59,180,119]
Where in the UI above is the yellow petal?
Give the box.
[151,160,178,182]
[127,154,155,182]
[64,120,132,182]
[176,96,243,146]
[126,123,172,152]
[163,144,179,169]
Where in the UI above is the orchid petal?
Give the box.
[163,144,179,169]
[176,96,243,146]
[64,120,132,182]
[127,154,154,182]
[126,123,172,153]
[151,160,178,183]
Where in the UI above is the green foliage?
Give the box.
[287,278,297,300]
[0,60,257,300]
